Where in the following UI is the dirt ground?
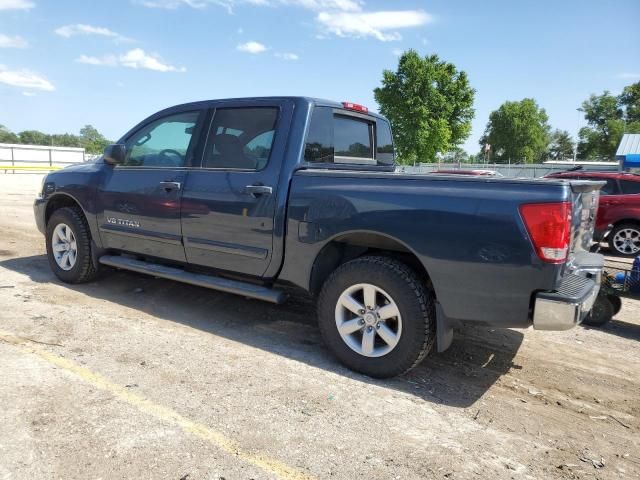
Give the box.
[1,173,639,480]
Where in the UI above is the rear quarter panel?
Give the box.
[280,172,572,327]
[599,195,640,230]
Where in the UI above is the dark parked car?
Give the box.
[545,171,640,257]
[34,97,603,377]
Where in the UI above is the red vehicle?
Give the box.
[545,171,640,256]
[430,169,504,177]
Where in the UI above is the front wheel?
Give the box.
[608,223,640,257]
[317,256,435,378]
[46,206,98,284]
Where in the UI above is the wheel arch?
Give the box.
[44,192,103,251]
[308,230,434,297]
[611,218,640,228]
[45,193,84,226]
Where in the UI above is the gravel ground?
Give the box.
[1,173,639,480]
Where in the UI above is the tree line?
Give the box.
[0,124,112,155]
[375,50,640,164]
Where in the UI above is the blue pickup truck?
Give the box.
[34,97,604,377]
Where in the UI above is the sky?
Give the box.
[1,0,639,154]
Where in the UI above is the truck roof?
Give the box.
[161,96,388,121]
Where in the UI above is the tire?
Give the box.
[608,294,622,316]
[582,294,614,327]
[608,223,640,257]
[317,255,435,378]
[46,206,98,284]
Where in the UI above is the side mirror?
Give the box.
[103,144,126,165]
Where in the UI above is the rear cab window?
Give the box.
[304,106,394,167]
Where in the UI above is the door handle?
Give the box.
[245,184,273,197]
[159,181,181,191]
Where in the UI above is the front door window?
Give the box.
[124,112,199,168]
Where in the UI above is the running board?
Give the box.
[98,255,287,304]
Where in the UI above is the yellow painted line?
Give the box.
[0,331,313,480]
[0,165,62,171]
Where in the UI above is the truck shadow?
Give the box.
[582,319,640,341]
[1,254,525,409]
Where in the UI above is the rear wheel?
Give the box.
[46,207,98,284]
[608,294,622,316]
[582,294,614,327]
[608,223,640,257]
[317,256,435,378]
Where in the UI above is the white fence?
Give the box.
[0,143,93,172]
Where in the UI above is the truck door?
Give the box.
[180,100,293,277]
[97,110,203,262]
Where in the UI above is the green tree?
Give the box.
[374,50,475,164]
[619,81,640,123]
[441,146,469,163]
[0,124,19,144]
[577,84,640,160]
[79,124,110,154]
[50,133,82,148]
[479,98,550,163]
[548,129,575,160]
[18,130,51,145]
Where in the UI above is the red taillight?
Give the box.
[342,102,368,113]
[519,202,572,263]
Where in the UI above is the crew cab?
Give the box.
[546,171,640,257]
[34,97,604,378]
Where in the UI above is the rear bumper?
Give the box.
[532,252,603,331]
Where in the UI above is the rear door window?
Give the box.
[619,179,640,194]
[203,107,279,170]
[583,177,619,195]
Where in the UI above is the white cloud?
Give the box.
[617,72,640,80]
[237,41,267,53]
[281,0,361,10]
[76,49,186,72]
[120,48,185,71]
[133,0,432,42]
[275,52,299,60]
[0,0,34,10]
[55,24,132,43]
[76,54,118,66]
[0,66,54,91]
[136,0,207,8]
[317,10,432,41]
[22,90,36,96]
[136,0,360,10]
[0,33,28,48]
[391,48,403,56]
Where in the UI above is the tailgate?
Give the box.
[568,180,605,254]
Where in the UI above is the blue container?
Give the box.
[614,272,626,284]
[623,154,640,169]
